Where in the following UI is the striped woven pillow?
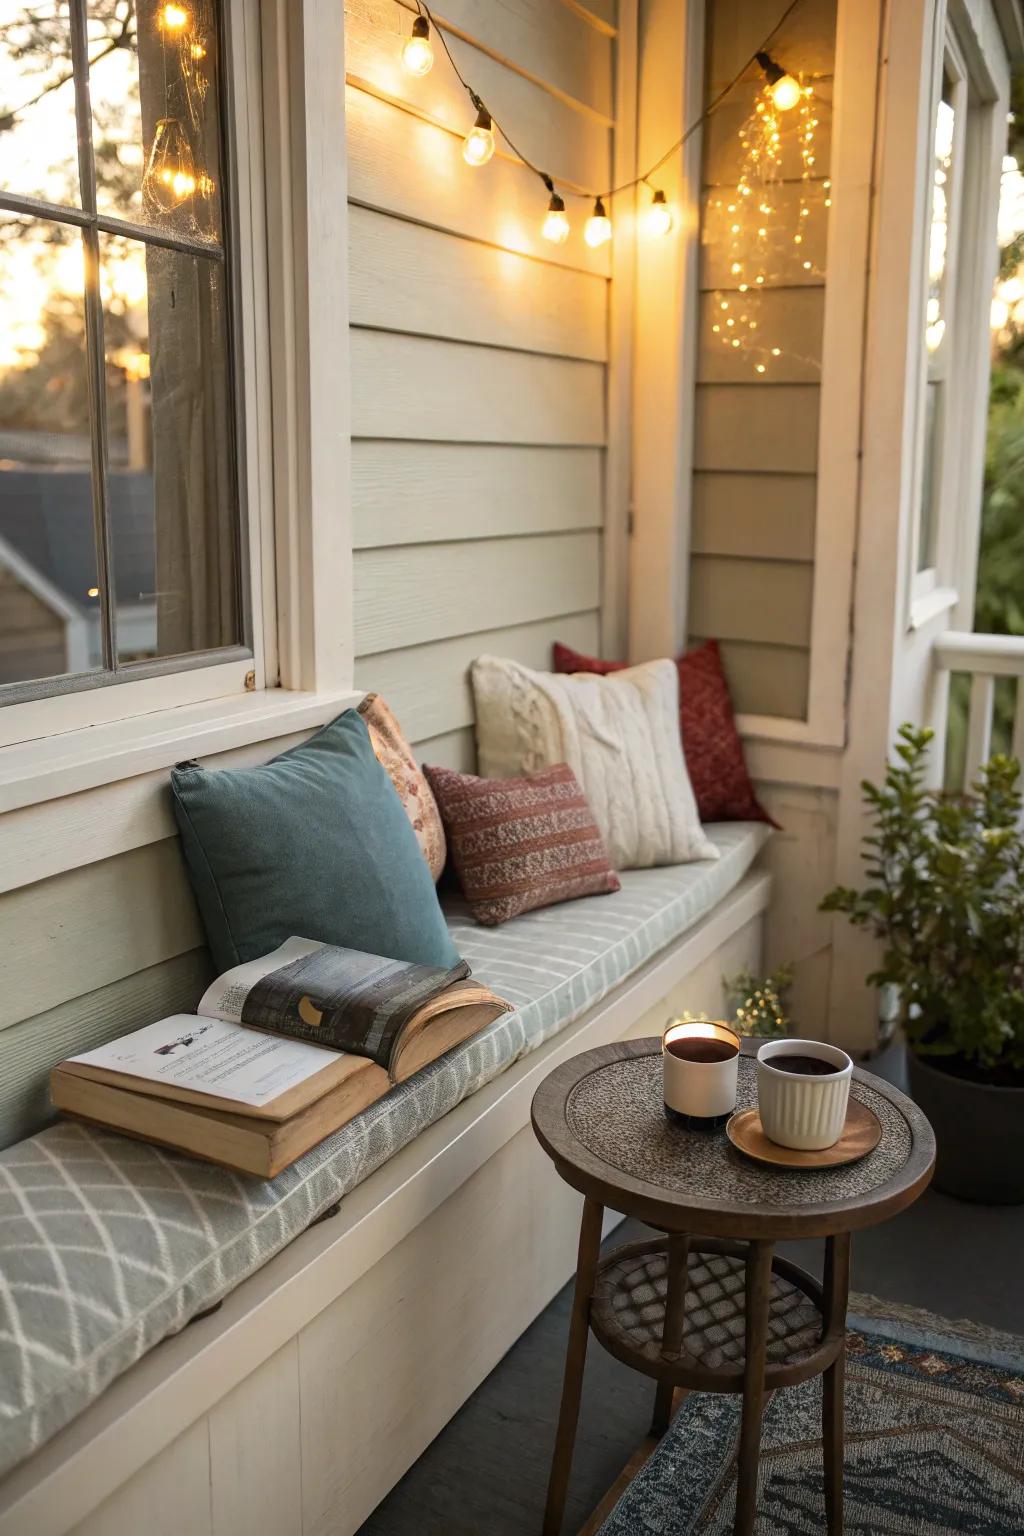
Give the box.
[424,763,620,926]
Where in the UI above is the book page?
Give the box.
[68,1014,340,1109]
[198,937,326,1023]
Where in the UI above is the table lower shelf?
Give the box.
[590,1236,842,1393]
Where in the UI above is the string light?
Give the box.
[755,51,801,111]
[402,14,434,76]
[584,197,612,248]
[542,191,570,244]
[386,0,805,253]
[142,117,197,210]
[645,188,673,237]
[463,105,495,166]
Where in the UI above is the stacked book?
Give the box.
[51,938,511,1176]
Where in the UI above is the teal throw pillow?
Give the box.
[171,710,461,974]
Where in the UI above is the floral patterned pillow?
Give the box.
[358,693,446,881]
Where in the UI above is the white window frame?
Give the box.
[906,0,1010,631]
[0,0,356,809]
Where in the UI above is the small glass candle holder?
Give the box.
[662,1019,740,1131]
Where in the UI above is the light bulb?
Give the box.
[463,107,495,167]
[402,15,433,77]
[645,188,673,237]
[584,197,612,248]
[769,73,801,111]
[542,192,570,244]
[159,2,189,31]
[756,51,802,112]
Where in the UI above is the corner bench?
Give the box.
[0,822,770,1536]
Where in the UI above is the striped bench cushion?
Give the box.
[0,822,767,1479]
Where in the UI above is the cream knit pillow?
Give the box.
[471,655,719,870]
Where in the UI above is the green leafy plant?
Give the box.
[723,963,794,1039]
[822,724,1024,1081]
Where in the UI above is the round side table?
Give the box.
[531,1038,935,1536]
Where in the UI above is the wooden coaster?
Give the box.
[726,1098,883,1169]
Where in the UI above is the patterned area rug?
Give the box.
[597,1294,1024,1534]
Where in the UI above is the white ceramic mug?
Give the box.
[756,1038,853,1150]
[662,1020,739,1127]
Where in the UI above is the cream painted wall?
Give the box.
[345,0,621,770]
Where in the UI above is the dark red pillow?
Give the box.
[424,762,620,926]
[552,639,776,826]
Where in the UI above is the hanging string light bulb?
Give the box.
[755,51,801,112]
[402,14,434,76]
[542,190,570,244]
[584,197,612,248]
[645,188,673,237]
[142,117,197,211]
[159,2,190,32]
[463,102,495,166]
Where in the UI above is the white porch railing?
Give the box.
[933,630,1024,789]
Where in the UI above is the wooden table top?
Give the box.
[531,1037,935,1240]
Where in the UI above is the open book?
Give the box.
[50,939,512,1177]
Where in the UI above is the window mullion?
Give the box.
[68,0,116,675]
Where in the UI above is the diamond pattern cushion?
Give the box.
[425,762,620,925]
[0,822,768,1479]
[553,639,777,827]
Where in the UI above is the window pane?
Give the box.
[0,1,81,207]
[925,72,956,365]
[89,0,224,247]
[100,231,239,662]
[918,380,940,573]
[917,68,958,574]
[0,214,102,684]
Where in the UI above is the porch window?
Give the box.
[0,0,244,701]
[914,38,969,598]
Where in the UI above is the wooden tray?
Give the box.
[726,1099,883,1169]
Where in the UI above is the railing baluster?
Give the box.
[964,673,995,790]
[1013,679,1024,770]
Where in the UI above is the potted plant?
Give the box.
[822,724,1024,1203]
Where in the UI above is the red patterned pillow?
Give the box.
[423,762,620,926]
[552,639,776,826]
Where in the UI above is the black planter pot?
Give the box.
[906,1050,1024,1204]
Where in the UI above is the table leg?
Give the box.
[651,1232,690,1435]
[542,1196,604,1536]
[822,1232,851,1536]
[734,1240,773,1536]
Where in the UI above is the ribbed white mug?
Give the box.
[756,1038,852,1150]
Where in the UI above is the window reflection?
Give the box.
[100,232,238,662]
[0,215,101,684]
[918,70,959,574]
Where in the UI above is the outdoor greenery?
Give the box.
[822,724,1024,1081]
[945,76,1024,783]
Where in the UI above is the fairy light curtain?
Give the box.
[708,72,831,375]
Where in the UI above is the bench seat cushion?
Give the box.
[0,823,767,1480]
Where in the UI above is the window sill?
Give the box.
[909,585,958,632]
[0,687,363,815]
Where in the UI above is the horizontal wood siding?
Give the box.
[348,0,615,762]
[0,0,619,1149]
[0,951,214,1150]
[689,0,837,722]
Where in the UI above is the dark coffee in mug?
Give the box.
[665,1037,738,1065]
[766,1053,840,1077]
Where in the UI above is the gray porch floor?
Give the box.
[357,1045,1024,1536]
